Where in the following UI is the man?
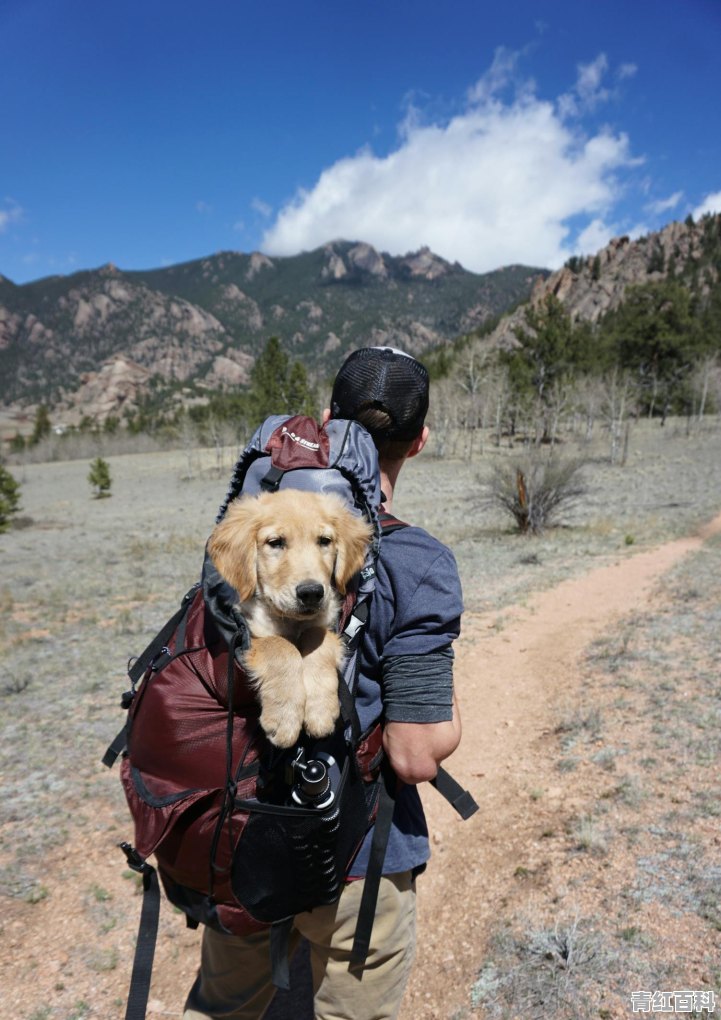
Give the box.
[184,346,463,1020]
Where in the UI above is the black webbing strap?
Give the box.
[337,675,361,743]
[127,586,198,686]
[349,773,396,969]
[270,918,294,990]
[430,766,479,820]
[341,600,369,650]
[103,587,199,769]
[260,465,285,492]
[122,855,161,1020]
[102,720,130,769]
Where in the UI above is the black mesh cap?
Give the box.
[330,346,430,440]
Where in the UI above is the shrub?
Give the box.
[0,463,21,532]
[88,456,112,498]
[487,454,585,534]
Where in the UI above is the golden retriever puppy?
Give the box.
[208,489,372,748]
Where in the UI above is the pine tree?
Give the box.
[246,337,318,420]
[88,457,112,498]
[287,361,317,416]
[247,337,291,420]
[506,294,591,403]
[0,463,21,532]
[601,280,700,418]
[30,404,51,446]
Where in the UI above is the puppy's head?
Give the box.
[208,489,372,621]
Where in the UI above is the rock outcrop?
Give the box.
[483,215,720,349]
[63,357,152,422]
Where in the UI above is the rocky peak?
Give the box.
[399,246,452,280]
[245,252,274,280]
[320,245,349,281]
[347,243,388,278]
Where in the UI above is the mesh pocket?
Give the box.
[231,766,379,922]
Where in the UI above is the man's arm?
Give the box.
[382,691,462,785]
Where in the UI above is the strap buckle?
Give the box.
[119,841,147,874]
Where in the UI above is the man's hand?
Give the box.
[382,693,462,785]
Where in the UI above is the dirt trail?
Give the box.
[400,511,721,1019]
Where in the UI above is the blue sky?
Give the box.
[1,0,720,284]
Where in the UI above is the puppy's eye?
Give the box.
[318,535,333,547]
[266,537,286,549]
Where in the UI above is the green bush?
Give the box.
[88,457,112,498]
[0,464,21,532]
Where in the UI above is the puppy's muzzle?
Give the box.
[295,581,325,613]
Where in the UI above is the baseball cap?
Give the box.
[330,346,430,440]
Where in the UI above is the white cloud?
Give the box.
[196,200,213,215]
[251,197,273,218]
[0,199,23,233]
[261,52,638,273]
[467,46,525,105]
[693,190,721,219]
[558,54,612,119]
[575,218,616,255]
[646,190,684,215]
[617,63,638,81]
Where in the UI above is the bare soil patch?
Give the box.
[1,420,720,1019]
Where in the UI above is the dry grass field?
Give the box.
[1,418,720,1019]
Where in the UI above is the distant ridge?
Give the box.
[0,241,545,423]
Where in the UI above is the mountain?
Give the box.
[482,214,721,350]
[0,242,545,423]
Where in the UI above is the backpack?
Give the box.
[103,414,477,1017]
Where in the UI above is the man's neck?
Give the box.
[379,461,403,512]
[380,471,393,512]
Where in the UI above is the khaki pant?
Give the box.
[182,872,417,1020]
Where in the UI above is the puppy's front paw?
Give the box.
[303,683,340,740]
[299,629,343,740]
[242,635,306,748]
[261,704,305,749]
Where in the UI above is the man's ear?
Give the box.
[333,509,373,594]
[321,408,331,425]
[406,425,430,460]
[207,498,259,601]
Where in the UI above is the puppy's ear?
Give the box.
[207,498,259,602]
[333,508,372,594]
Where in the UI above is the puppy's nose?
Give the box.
[296,581,324,607]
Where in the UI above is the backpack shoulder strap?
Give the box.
[117,846,161,1020]
[378,511,408,535]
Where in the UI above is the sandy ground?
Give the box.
[1,428,720,1019]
